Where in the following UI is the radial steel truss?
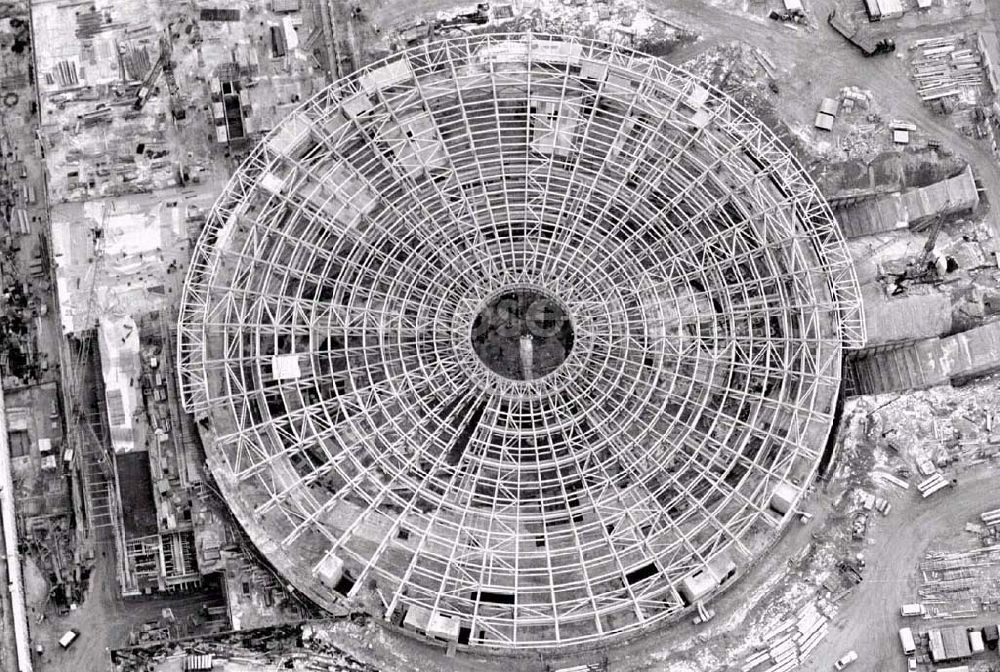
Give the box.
[177,34,865,650]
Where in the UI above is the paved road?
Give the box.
[0,493,21,672]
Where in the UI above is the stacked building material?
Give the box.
[918,473,949,498]
[979,507,1000,526]
[872,471,910,490]
[911,35,985,102]
[740,601,834,672]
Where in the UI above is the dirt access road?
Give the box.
[802,466,1000,671]
[657,0,1000,234]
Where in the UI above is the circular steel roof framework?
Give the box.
[178,34,864,650]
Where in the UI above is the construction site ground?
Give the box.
[659,0,1000,232]
[363,0,1000,233]
[802,466,1000,671]
[28,531,227,672]
[5,0,1000,670]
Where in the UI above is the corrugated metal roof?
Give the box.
[839,166,978,236]
[939,321,1000,381]
[940,625,973,660]
[814,112,834,131]
[902,165,979,224]
[930,629,946,661]
[861,289,952,347]
[876,0,904,16]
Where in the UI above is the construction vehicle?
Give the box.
[834,650,858,670]
[768,9,805,23]
[837,559,864,584]
[435,3,489,30]
[899,627,916,655]
[134,33,184,118]
[828,9,895,57]
[58,629,80,649]
[885,207,954,291]
[160,34,185,120]
[133,42,166,111]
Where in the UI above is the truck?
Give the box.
[900,603,926,617]
[899,627,916,655]
[828,9,895,57]
[982,623,999,649]
[58,629,79,649]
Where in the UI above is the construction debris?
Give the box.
[112,621,378,672]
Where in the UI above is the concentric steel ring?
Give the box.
[178,33,864,649]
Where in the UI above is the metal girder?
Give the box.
[177,33,863,651]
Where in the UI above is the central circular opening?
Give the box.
[471,288,574,381]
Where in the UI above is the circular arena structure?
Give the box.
[177,34,865,650]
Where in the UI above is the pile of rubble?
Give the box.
[839,86,873,114]
[111,623,380,672]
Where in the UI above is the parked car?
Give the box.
[834,650,858,670]
[58,629,79,649]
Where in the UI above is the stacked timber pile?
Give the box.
[982,507,1000,527]
[917,473,950,499]
[917,544,1000,617]
[741,601,836,672]
[910,35,985,103]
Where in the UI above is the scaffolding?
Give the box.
[177,34,865,650]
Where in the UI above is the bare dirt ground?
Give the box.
[30,533,223,672]
[657,0,1000,235]
[802,466,1000,671]
[30,535,125,671]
